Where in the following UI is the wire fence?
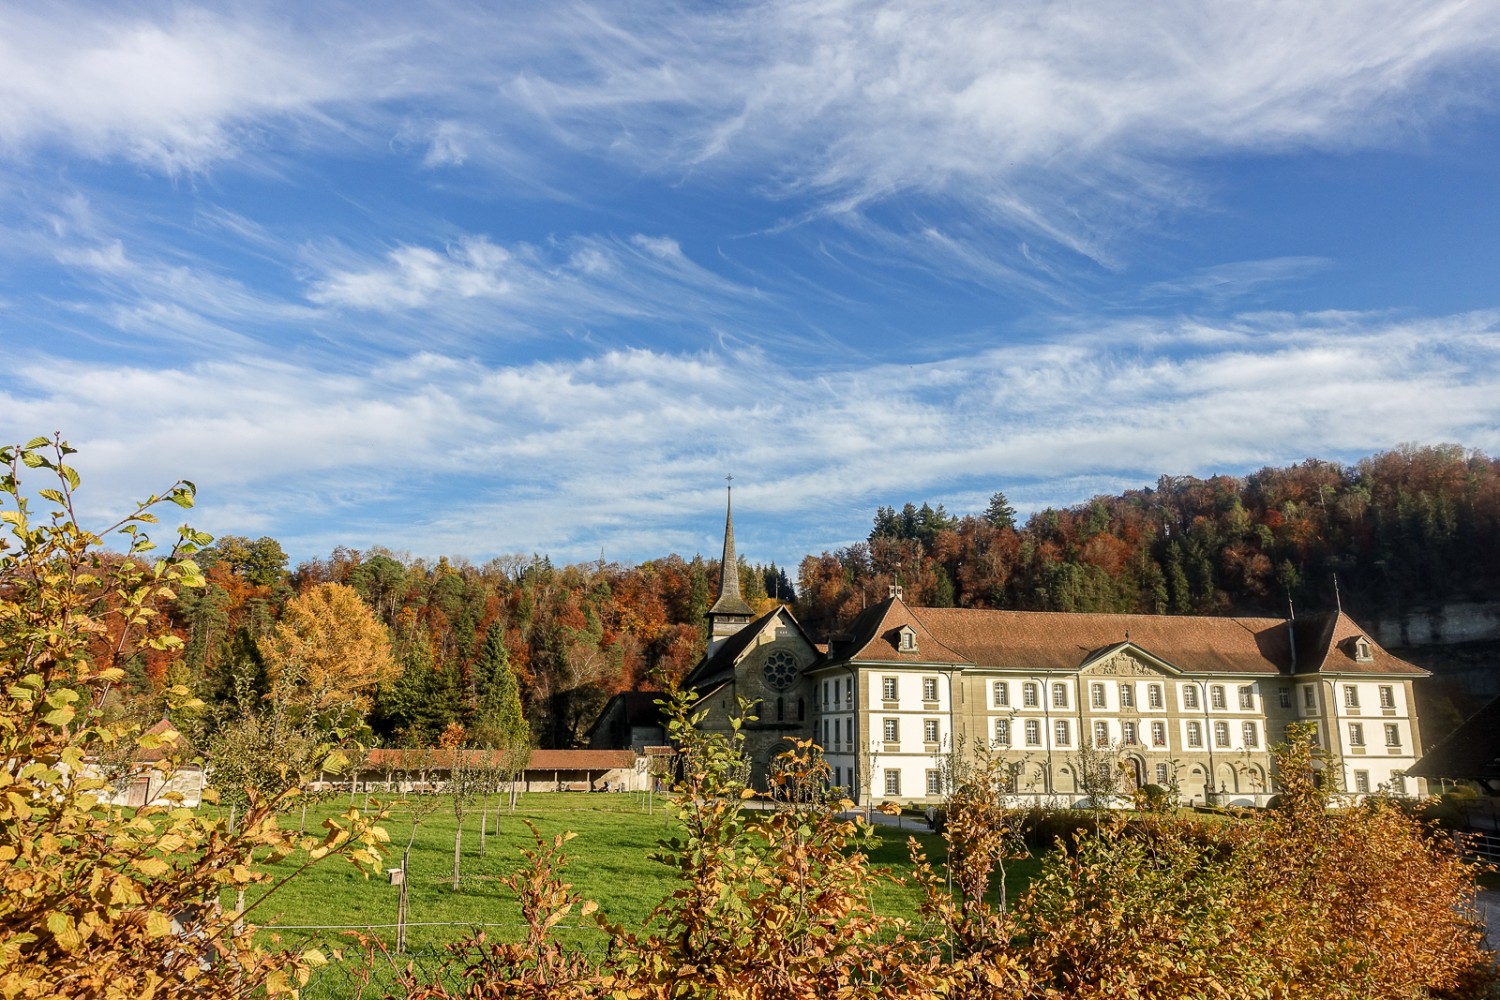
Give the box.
[268,921,619,999]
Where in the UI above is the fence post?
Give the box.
[396,846,410,954]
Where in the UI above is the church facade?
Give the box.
[683,493,1429,807]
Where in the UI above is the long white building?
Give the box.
[685,501,1428,806]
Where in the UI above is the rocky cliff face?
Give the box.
[1370,602,1500,648]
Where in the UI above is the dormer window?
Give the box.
[1353,636,1373,662]
[898,625,917,652]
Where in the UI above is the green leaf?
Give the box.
[43,706,76,726]
[21,450,49,469]
[24,436,50,449]
[37,488,66,504]
[59,464,80,490]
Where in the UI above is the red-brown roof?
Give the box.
[135,717,181,763]
[1294,611,1427,676]
[840,598,971,666]
[914,606,1290,675]
[827,597,1426,678]
[363,748,634,770]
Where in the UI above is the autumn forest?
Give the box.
[126,444,1500,750]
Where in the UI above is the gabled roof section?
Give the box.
[136,716,182,763]
[832,596,972,666]
[908,608,1295,675]
[1290,611,1428,677]
[684,604,814,690]
[1407,695,1500,783]
[1078,640,1184,676]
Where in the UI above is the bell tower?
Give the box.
[706,477,753,652]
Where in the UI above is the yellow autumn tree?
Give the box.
[259,583,396,716]
[0,436,387,999]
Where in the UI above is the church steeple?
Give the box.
[707,478,753,650]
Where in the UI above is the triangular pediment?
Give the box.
[1077,642,1182,677]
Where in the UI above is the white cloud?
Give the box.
[501,1,1500,248]
[302,231,758,344]
[6,308,1498,565]
[6,3,1494,258]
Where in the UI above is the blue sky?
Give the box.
[4,1,1500,572]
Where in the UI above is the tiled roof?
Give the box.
[823,597,1426,678]
[135,717,181,763]
[834,598,971,666]
[1407,695,1500,782]
[1292,611,1428,676]
[913,604,1289,674]
[363,748,635,770]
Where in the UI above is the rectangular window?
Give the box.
[1151,721,1166,747]
[1091,683,1106,708]
[994,718,1010,745]
[1348,722,1364,747]
[834,679,841,704]
[1354,770,1370,793]
[1242,722,1258,748]
[885,770,901,796]
[1344,686,1360,709]
[923,719,940,744]
[1148,684,1164,709]
[992,681,1009,707]
[822,681,829,707]
[1120,684,1135,709]
[926,769,942,796]
[1384,723,1400,747]
[1239,686,1254,710]
[1023,682,1039,707]
[1187,721,1203,748]
[1183,685,1199,710]
[883,718,900,743]
[1054,719,1071,747]
[834,766,841,787]
[1379,685,1395,709]
[1214,721,1230,748]
[1392,774,1407,795]
[1094,721,1109,747]
[922,677,939,702]
[834,719,841,747]
[1279,687,1292,709]
[882,676,899,701]
[1211,686,1226,710]
[1025,719,1040,746]
[1122,721,1138,745]
[823,719,830,747]
[1052,683,1068,708]
[1155,763,1169,785]
[1303,686,1316,709]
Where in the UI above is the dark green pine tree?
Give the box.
[470,623,530,752]
[984,491,1018,530]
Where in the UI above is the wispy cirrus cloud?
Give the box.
[502,1,1500,256]
[5,4,1496,259]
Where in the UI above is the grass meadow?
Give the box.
[220,791,1040,955]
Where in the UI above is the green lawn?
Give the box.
[223,793,1037,953]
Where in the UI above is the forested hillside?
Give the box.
[127,444,1500,749]
[798,443,1500,633]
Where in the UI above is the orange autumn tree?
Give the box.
[259,582,396,717]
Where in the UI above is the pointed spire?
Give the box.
[710,477,753,617]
